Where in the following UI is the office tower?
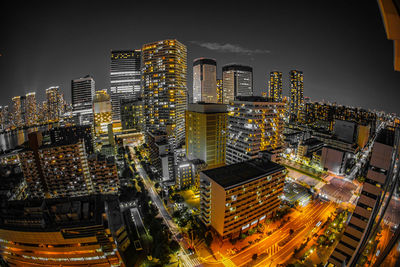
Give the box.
[268,71,283,102]
[110,50,141,122]
[192,58,217,103]
[328,128,396,267]
[71,75,95,125]
[0,195,126,266]
[289,70,304,121]
[46,86,63,122]
[19,95,26,126]
[186,103,227,169]
[217,79,223,104]
[120,98,144,132]
[25,92,37,126]
[11,96,22,127]
[142,39,187,149]
[46,125,94,154]
[199,158,286,238]
[226,96,285,165]
[93,89,112,136]
[222,64,253,104]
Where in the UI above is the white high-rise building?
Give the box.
[110,50,141,122]
[222,64,253,104]
[71,75,95,125]
[192,58,217,103]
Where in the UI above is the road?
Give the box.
[130,149,202,267]
[346,121,385,180]
[202,201,336,267]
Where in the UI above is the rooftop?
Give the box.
[376,128,396,147]
[202,158,285,189]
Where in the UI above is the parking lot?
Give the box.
[283,180,312,206]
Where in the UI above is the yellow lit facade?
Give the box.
[142,39,187,148]
[25,92,37,126]
[289,70,304,122]
[216,79,223,104]
[185,103,227,169]
[11,96,22,128]
[46,86,63,123]
[267,71,283,102]
[226,97,285,165]
[93,89,112,136]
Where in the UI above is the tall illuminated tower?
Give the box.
[268,71,283,102]
[25,92,37,126]
[71,75,95,125]
[142,39,187,148]
[110,50,141,122]
[192,58,217,103]
[216,79,223,104]
[46,86,63,123]
[11,96,22,127]
[289,70,304,121]
[222,64,253,104]
[93,89,112,136]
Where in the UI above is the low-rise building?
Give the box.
[200,158,286,239]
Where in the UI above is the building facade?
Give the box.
[0,195,125,266]
[226,96,285,165]
[268,71,283,102]
[289,70,304,122]
[222,64,253,104]
[71,75,95,125]
[25,92,37,126]
[142,39,187,149]
[200,159,286,239]
[216,79,223,104]
[120,98,144,132]
[192,58,217,103]
[110,50,142,122]
[46,86,63,123]
[186,103,227,169]
[93,89,112,136]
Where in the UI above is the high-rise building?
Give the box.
[93,89,112,136]
[328,128,397,267]
[110,50,141,122]
[217,79,223,104]
[200,158,286,238]
[289,70,304,121]
[46,86,63,123]
[142,39,187,149]
[186,103,227,169]
[46,125,94,154]
[222,64,253,104]
[226,96,285,165]
[192,58,217,103]
[25,92,37,126]
[268,71,283,102]
[71,75,95,125]
[11,96,22,128]
[147,131,175,181]
[0,195,126,266]
[120,98,144,132]
[0,105,10,130]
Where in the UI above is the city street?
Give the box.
[130,149,202,267]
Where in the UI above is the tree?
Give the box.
[252,254,258,261]
[169,240,180,253]
[205,232,213,247]
[289,229,294,235]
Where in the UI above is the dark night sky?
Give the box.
[1,1,399,114]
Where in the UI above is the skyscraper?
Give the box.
[192,58,217,103]
[71,75,95,125]
[142,39,187,149]
[226,96,285,165]
[93,89,112,136]
[46,86,63,123]
[217,79,223,104]
[110,50,141,122]
[268,71,283,102]
[222,64,253,104]
[11,96,22,128]
[289,70,304,121]
[186,103,227,169]
[120,98,144,132]
[25,92,37,126]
